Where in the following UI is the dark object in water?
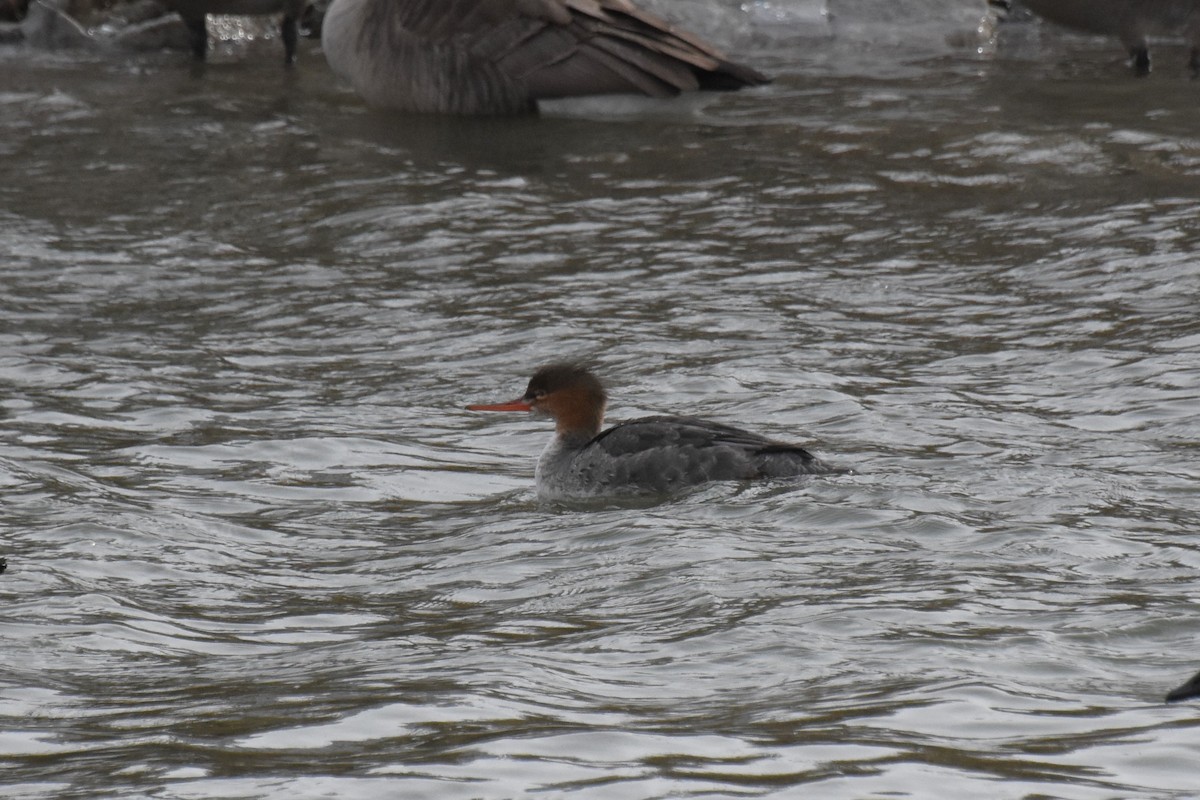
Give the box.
[1165,669,1200,702]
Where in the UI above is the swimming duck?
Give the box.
[468,364,834,499]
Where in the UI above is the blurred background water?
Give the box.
[3,0,1200,797]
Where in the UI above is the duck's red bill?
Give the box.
[466,400,532,412]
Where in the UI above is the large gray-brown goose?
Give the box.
[320,0,770,114]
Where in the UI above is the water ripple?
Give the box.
[5,4,1200,797]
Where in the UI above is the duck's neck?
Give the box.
[552,388,604,445]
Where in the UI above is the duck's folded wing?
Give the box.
[590,416,774,455]
[585,415,825,486]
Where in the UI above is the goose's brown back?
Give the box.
[322,0,769,114]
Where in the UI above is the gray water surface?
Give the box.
[3,3,1200,798]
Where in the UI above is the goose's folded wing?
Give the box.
[388,0,569,39]
[395,0,767,98]
[326,0,767,113]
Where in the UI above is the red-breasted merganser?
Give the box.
[467,364,834,499]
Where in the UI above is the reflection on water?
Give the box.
[3,1,1200,798]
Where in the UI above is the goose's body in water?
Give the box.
[1018,0,1200,73]
[320,0,769,114]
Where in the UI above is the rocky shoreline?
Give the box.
[0,0,320,54]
